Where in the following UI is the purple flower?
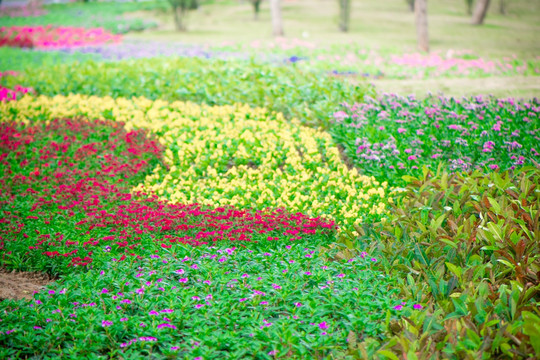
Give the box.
[102,320,113,327]
[413,304,423,310]
[149,310,159,315]
[179,278,188,283]
[120,317,128,322]
[394,305,403,311]
[157,323,177,329]
[195,304,205,309]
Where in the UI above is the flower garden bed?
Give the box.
[0,28,538,358]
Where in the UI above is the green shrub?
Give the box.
[349,167,539,358]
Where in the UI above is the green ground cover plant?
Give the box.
[350,167,540,358]
[0,47,99,72]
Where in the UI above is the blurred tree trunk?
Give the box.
[499,0,506,14]
[269,0,284,36]
[406,0,415,12]
[172,5,187,31]
[251,0,262,20]
[168,0,198,32]
[415,0,429,52]
[338,0,351,32]
[465,0,473,15]
[471,0,490,25]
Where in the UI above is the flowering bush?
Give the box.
[0,26,121,49]
[1,95,389,228]
[331,94,539,184]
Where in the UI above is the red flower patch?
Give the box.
[0,118,335,274]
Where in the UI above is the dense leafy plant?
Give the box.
[331,94,540,185]
[351,167,540,358]
[0,57,370,128]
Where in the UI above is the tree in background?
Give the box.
[415,0,429,52]
[406,0,415,12]
[269,0,284,36]
[249,0,262,20]
[168,0,199,31]
[471,0,490,25]
[338,0,351,32]
[465,0,474,15]
[499,0,506,14]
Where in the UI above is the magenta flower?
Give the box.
[394,305,403,310]
[413,304,423,310]
[179,278,188,283]
[120,317,128,322]
[149,310,159,315]
[157,323,177,329]
[195,304,204,309]
[318,321,329,330]
[398,128,406,133]
[102,320,113,327]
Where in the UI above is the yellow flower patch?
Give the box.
[1,94,388,227]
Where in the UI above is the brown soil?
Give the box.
[0,268,55,301]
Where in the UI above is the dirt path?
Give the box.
[0,268,55,301]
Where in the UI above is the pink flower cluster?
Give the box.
[390,51,528,77]
[0,71,32,102]
[0,26,122,49]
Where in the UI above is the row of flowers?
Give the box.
[331,94,539,183]
[0,26,122,49]
[0,116,335,271]
[1,95,389,228]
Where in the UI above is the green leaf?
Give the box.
[377,350,400,360]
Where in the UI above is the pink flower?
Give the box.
[398,128,407,134]
[413,304,423,310]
